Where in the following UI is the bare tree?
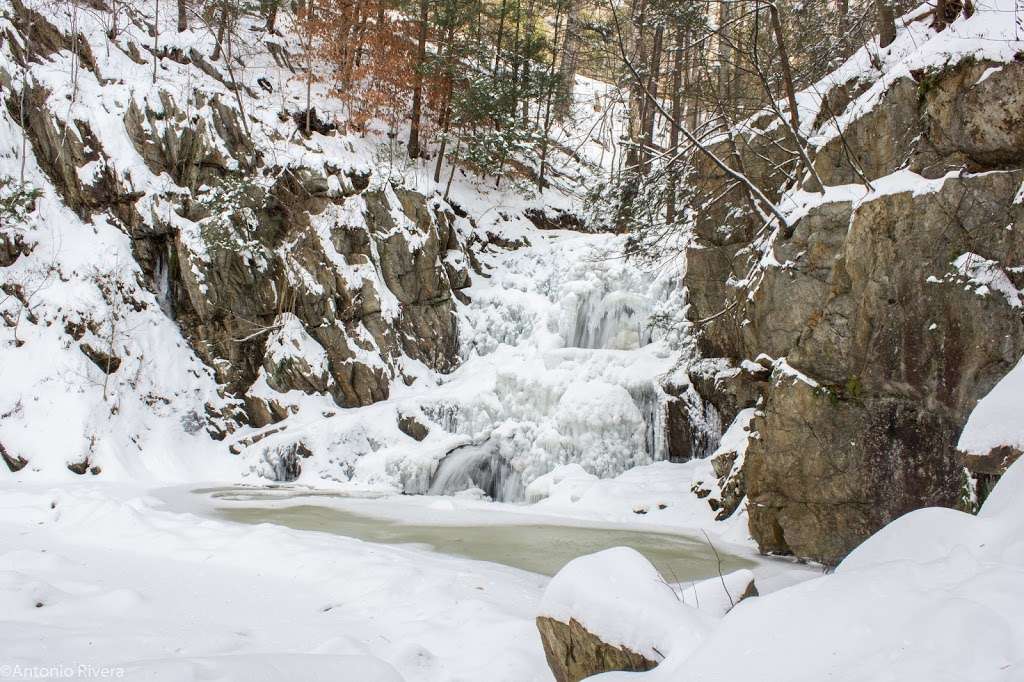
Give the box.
[408,0,429,159]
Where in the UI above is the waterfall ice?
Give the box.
[565,289,653,350]
[418,233,688,499]
[427,442,525,501]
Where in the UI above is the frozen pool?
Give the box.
[188,486,755,579]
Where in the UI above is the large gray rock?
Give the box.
[746,171,1023,564]
[683,56,1024,564]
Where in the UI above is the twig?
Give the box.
[702,529,734,609]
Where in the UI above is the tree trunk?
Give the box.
[433,24,457,183]
[554,0,581,117]
[177,0,187,32]
[265,0,278,32]
[538,5,564,189]
[520,0,537,126]
[875,0,896,47]
[685,25,698,131]
[640,23,663,172]
[768,3,800,133]
[433,88,452,183]
[211,0,228,61]
[153,0,159,83]
[408,0,428,159]
[304,0,314,135]
[716,0,732,113]
[493,0,508,76]
[666,26,683,224]
[624,0,648,175]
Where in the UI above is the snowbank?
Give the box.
[596,457,1024,682]
[958,353,1024,456]
[538,547,714,661]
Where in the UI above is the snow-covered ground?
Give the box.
[0,482,548,681]
[0,460,818,682]
[593,457,1024,682]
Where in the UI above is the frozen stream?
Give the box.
[187,486,755,579]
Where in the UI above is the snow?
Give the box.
[959,353,1024,456]
[0,483,549,682]
[263,313,332,382]
[679,569,757,618]
[711,408,755,461]
[949,252,1024,309]
[525,463,598,504]
[595,456,1024,682]
[538,547,715,660]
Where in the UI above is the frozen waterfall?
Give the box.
[405,233,693,498]
[428,442,525,501]
[566,290,653,350]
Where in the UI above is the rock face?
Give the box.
[5,3,475,433]
[166,174,472,426]
[536,616,657,682]
[683,58,1024,564]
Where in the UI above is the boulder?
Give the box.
[536,548,714,682]
[397,412,429,441]
[536,616,657,682]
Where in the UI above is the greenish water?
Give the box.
[198,487,754,579]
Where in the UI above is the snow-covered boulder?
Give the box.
[536,547,715,682]
[679,568,758,618]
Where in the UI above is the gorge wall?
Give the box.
[685,52,1024,564]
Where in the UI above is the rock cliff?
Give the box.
[684,43,1024,563]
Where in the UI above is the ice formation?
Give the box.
[417,233,688,500]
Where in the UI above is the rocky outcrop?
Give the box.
[5,3,476,433]
[397,412,429,441]
[0,441,28,473]
[536,616,657,682]
[684,57,1024,564]
[153,156,474,428]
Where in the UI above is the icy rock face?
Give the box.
[682,47,1024,564]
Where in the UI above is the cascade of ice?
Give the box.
[420,234,688,496]
[566,289,653,350]
[154,251,174,319]
[428,442,525,501]
[680,386,723,459]
[626,381,666,461]
[421,401,462,433]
